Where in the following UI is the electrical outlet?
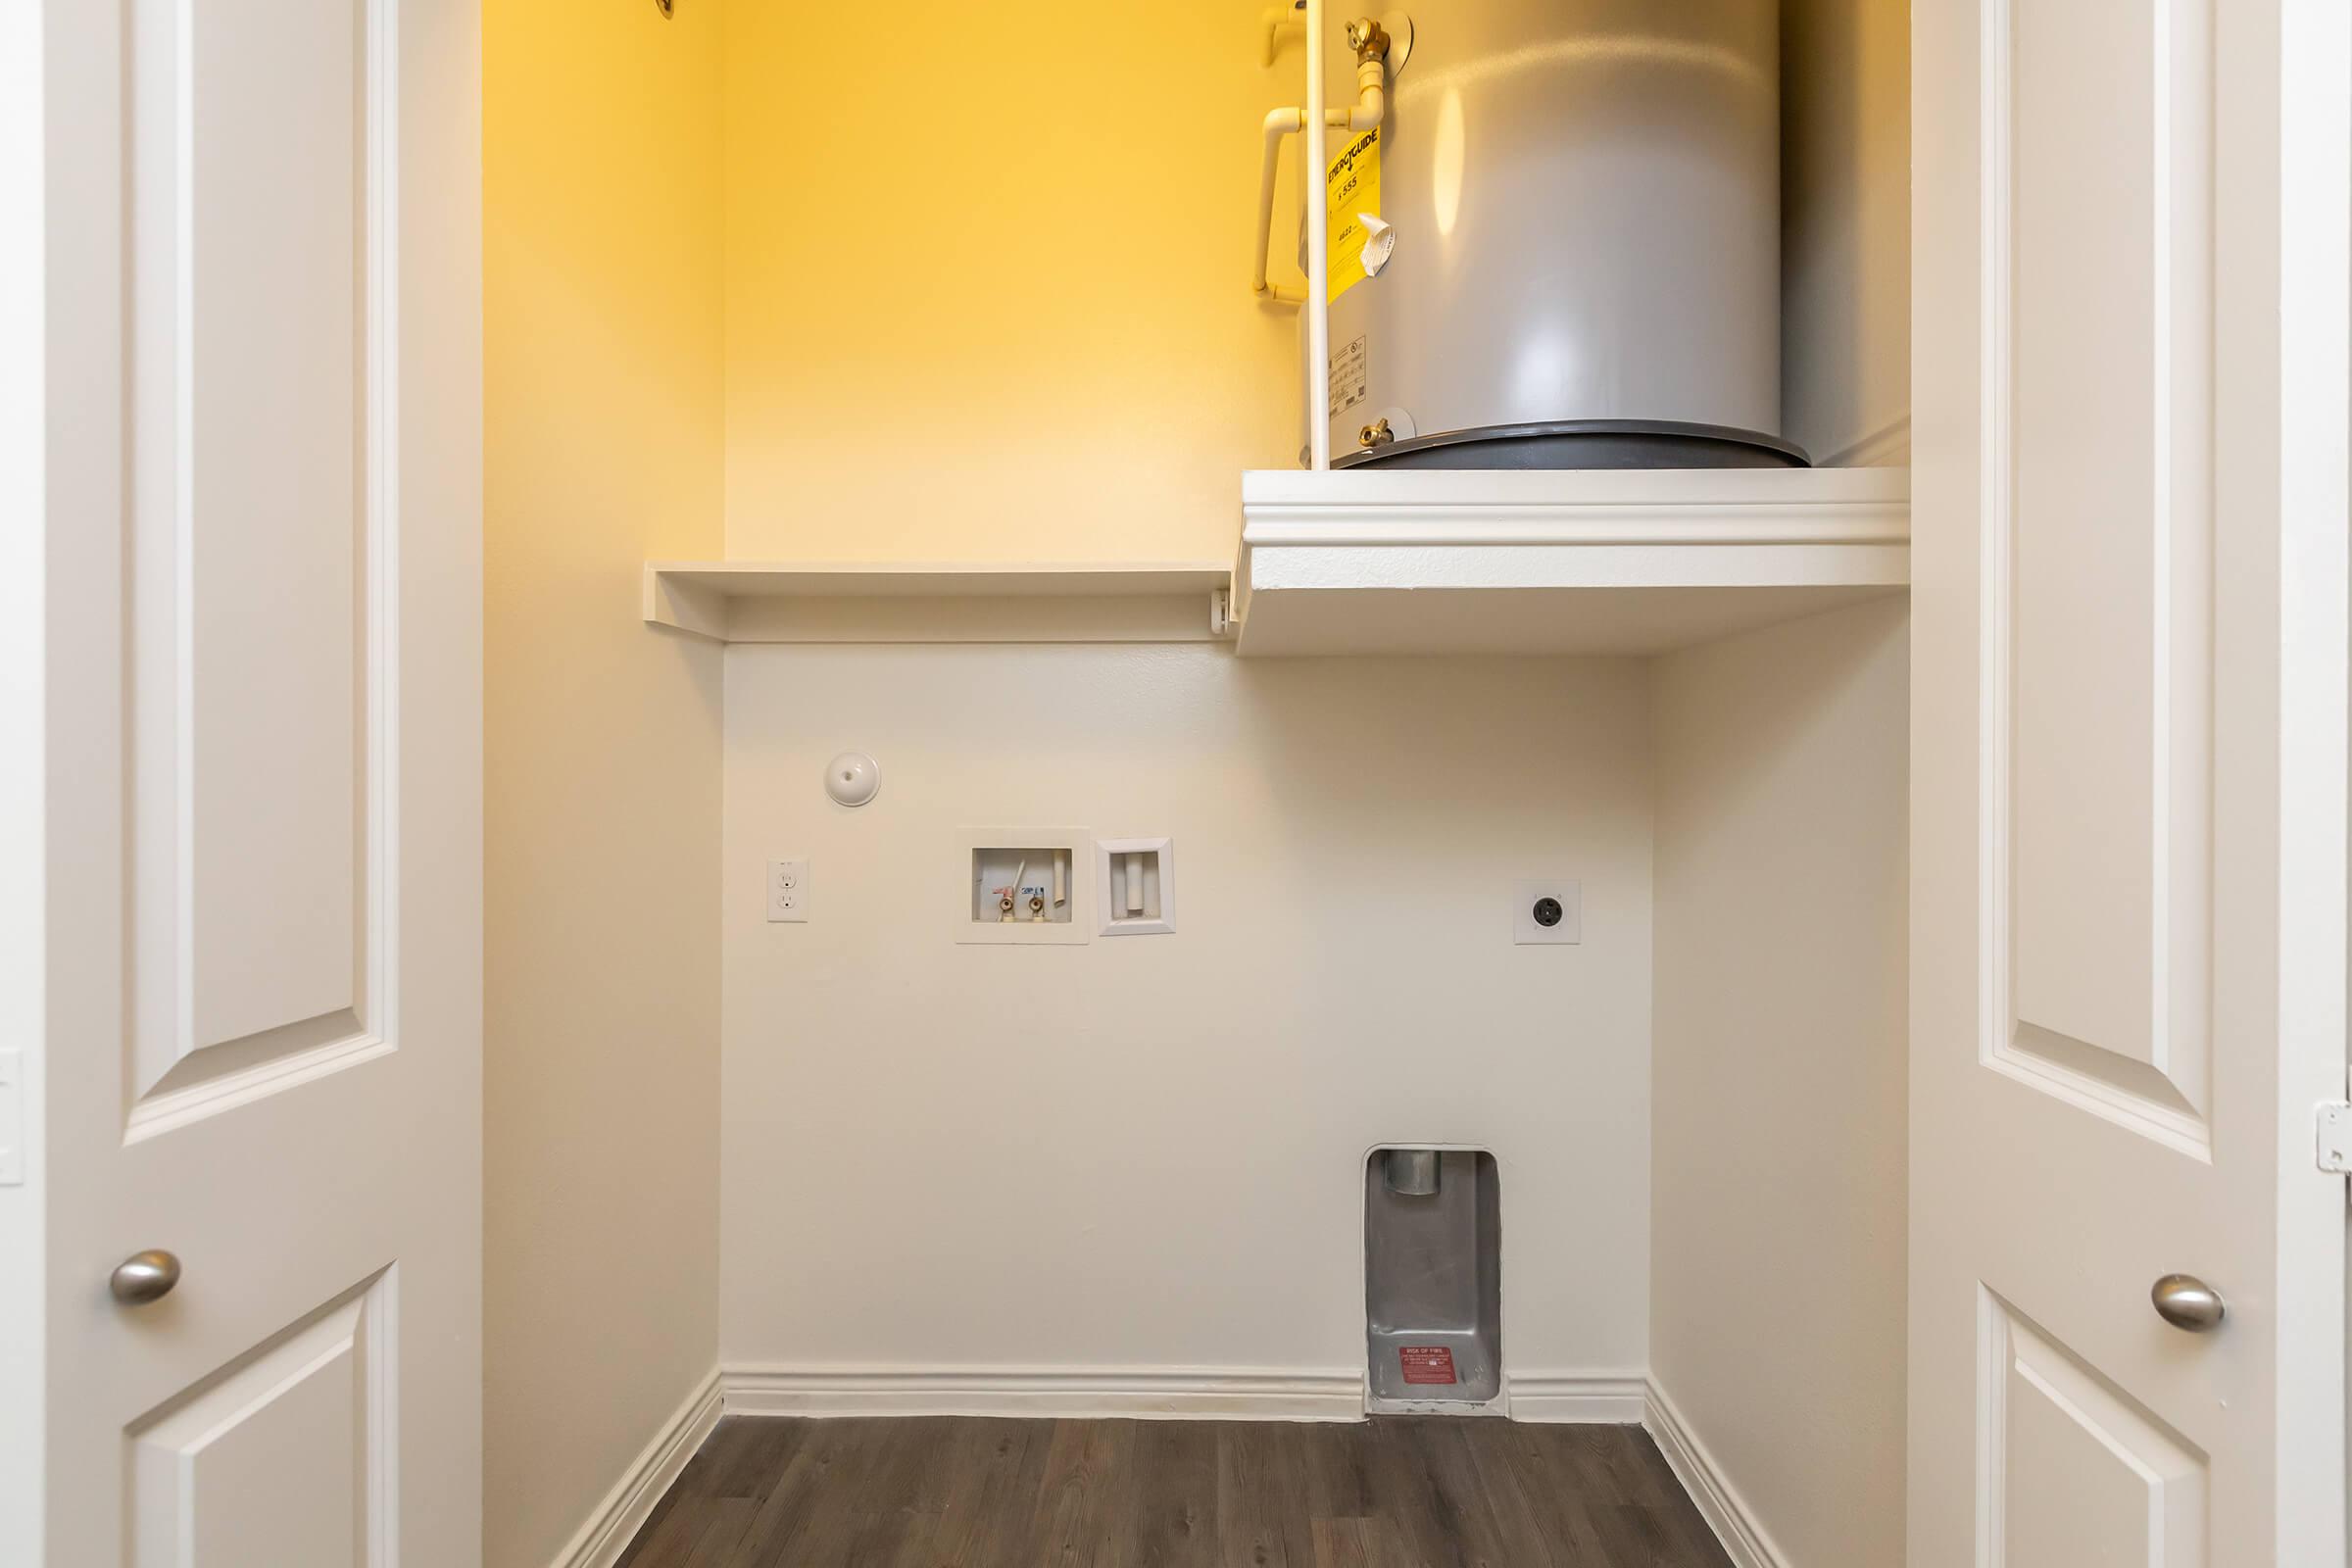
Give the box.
[767,858,808,923]
[1513,879,1581,946]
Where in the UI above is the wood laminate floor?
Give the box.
[614,1415,1734,1568]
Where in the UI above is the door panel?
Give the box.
[2003,0,2214,1143]
[1984,1290,2207,1568]
[1913,0,2346,1562]
[129,1276,388,1568]
[42,0,481,1560]
[182,0,364,1063]
[127,0,380,1120]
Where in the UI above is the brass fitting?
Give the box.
[1358,416,1395,449]
[1347,18,1392,62]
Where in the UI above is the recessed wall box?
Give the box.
[1364,1148,1504,1416]
[957,828,1091,946]
[1096,837,1174,936]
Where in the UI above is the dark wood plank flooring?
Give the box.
[614,1415,1732,1568]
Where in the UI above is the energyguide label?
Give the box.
[1325,126,1382,303]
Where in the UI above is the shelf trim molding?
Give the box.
[1241,466,1911,549]
[1244,508,1909,547]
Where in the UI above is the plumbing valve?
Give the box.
[1347,18,1392,61]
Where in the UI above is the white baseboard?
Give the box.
[721,1364,1364,1422]
[1504,1370,1648,1424]
[547,1367,723,1568]
[718,1363,1657,1426]
[1642,1378,1790,1568]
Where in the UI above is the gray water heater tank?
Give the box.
[1314,0,1794,468]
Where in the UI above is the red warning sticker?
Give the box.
[1398,1347,1458,1386]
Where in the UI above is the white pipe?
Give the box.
[1259,5,1302,65]
[1124,853,1146,916]
[1251,107,1307,305]
[1326,58,1387,131]
[1304,0,1330,468]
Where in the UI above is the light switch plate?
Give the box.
[766,858,808,923]
[1513,880,1582,946]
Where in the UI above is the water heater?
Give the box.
[1313,0,1792,468]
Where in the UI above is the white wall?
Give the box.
[720,647,1654,1392]
[1782,0,1911,466]
[481,3,724,1562]
[1650,599,1909,1566]
[1639,11,1913,1543]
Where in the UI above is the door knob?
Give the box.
[2151,1273,2224,1332]
[110,1250,180,1306]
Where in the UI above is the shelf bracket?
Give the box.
[1210,586,1242,639]
[642,564,730,641]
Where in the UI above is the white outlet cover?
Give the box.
[766,858,808,923]
[1513,880,1581,945]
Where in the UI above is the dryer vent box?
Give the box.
[1364,1148,1503,1415]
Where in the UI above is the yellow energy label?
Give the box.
[1325,125,1381,303]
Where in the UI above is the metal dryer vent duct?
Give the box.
[1385,1147,1442,1196]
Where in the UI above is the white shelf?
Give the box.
[645,471,1907,654]
[644,562,1233,645]
[1234,467,1910,656]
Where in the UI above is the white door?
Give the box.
[39,1,482,1562]
[1911,0,2348,1562]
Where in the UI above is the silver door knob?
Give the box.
[110,1250,181,1305]
[2151,1273,2224,1332]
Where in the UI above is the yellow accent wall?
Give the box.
[482,3,724,1564]
[720,0,1300,562]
